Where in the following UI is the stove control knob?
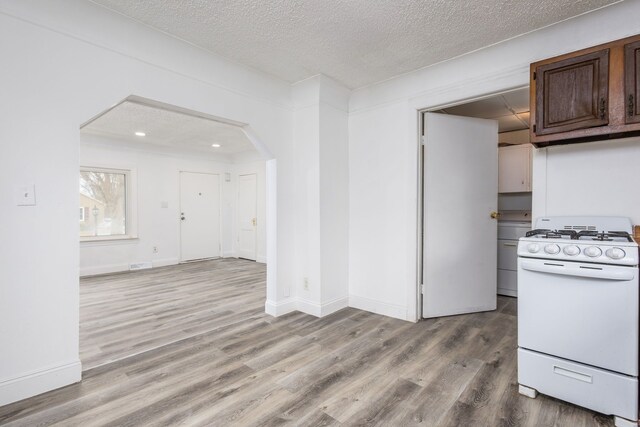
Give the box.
[544,244,560,255]
[605,247,626,260]
[527,243,540,253]
[563,245,580,256]
[584,246,602,258]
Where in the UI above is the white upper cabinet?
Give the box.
[498,144,532,193]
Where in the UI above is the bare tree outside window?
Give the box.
[79,170,127,237]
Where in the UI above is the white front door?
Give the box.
[237,173,257,261]
[179,172,220,262]
[422,113,498,318]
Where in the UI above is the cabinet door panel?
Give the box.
[624,40,640,124]
[498,145,531,193]
[535,49,609,135]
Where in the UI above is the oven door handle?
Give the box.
[520,260,635,281]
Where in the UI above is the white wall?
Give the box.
[348,1,640,322]
[292,77,322,310]
[79,135,267,276]
[319,93,349,309]
[284,75,350,317]
[532,137,640,225]
[349,101,415,320]
[0,0,292,406]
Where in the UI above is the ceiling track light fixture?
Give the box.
[211,143,221,148]
[135,131,146,137]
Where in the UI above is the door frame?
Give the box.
[236,172,258,261]
[415,85,530,319]
[178,170,223,262]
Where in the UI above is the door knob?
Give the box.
[252,218,257,226]
[180,212,185,221]
[490,211,501,219]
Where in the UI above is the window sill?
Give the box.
[80,236,139,246]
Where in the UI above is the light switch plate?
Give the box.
[16,185,36,206]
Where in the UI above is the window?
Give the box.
[79,167,133,240]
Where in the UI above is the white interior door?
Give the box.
[180,172,220,262]
[422,113,498,318]
[237,173,257,260]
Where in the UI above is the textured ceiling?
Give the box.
[81,101,254,155]
[89,0,619,88]
[435,87,530,133]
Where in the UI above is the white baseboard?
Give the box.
[152,258,180,268]
[80,258,179,277]
[223,252,267,264]
[265,298,297,316]
[320,297,349,316]
[297,297,349,317]
[296,297,322,317]
[0,360,82,406]
[348,294,408,321]
[266,297,348,318]
[80,263,129,277]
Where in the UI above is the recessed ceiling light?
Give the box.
[211,144,221,148]
[135,131,146,137]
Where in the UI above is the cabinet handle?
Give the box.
[629,94,635,118]
[503,242,518,247]
[553,365,592,384]
[599,97,606,120]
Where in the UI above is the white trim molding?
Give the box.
[265,297,348,318]
[153,258,180,268]
[348,294,410,322]
[298,297,349,317]
[0,360,81,406]
[319,297,349,317]
[80,257,179,277]
[295,298,322,317]
[265,298,297,317]
[80,262,130,277]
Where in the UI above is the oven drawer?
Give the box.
[519,348,638,420]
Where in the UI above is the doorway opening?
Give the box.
[77,96,274,369]
[418,87,532,319]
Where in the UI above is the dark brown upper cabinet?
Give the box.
[535,50,609,136]
[530,34,640,147]
[625,40,640,125]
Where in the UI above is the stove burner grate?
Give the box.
[525,229,634,242]
[525,229,578,239]
[576,230,633,242]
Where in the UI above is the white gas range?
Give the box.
[516,216,639,427]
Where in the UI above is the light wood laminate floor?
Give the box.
[0,259,613,426]
[80,259,266,369]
